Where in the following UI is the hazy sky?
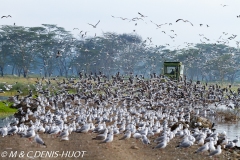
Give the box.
[0,0,239,48]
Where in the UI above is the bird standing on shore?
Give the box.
[34,134,47,147]
[208,145,222,157]
[119,130,131,140]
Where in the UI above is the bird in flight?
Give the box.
[56,51,62,58]
[88,20,100,28]
[220,4,228,7]
[176,19,193,26]
[111,15,129,20]
[150,20,167,28]
[1,15,11,18]
[138,12,147,18]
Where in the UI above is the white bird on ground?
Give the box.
[100,130,114,144]
[34,134,47,147]
[141,135,150,145]
[208,145,222,157]
[93,128,108,140]
[22,129,36,141]
[1,126,8,137]
[119,130,131,140]
[153,137,169,150]
[133,132,142,141]
[194,142,209,154]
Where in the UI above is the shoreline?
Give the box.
[0,132,240,160]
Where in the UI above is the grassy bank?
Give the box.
[0,75,38,96]
[0,101,17,118]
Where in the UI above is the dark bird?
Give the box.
[2,15,11,18]
[88,20,100,28]
[130,17,143,22]
[138,12,147,17]
[56,51,62,58]
[221,4,228,7]
[119,17,129,20]
[176,19,193,26]
[112,16,129,20]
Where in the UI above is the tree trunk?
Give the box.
[0,67,3,77]
[23,68,28,78]
[11,64,15,75]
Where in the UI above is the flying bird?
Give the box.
[138,12,147,17]
[176,19,193,26]
[130,17,143,22]
[220,4,228,7]
[56,51,62,58]
[112,15,129,20]
[1,15,11,18]
[88,20,100,28]
[150,20,167,28]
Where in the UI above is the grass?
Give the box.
[0,101,17,118]
[0,75,66,96]
[0,75,38,96]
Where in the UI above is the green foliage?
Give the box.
[0,100,17,118]
[0,23,239,83]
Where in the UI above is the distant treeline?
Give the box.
[0,24,239,83]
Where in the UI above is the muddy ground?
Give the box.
[0,132,240,160]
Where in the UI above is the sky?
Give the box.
[0,0,240,49]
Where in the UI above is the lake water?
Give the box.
[0,115,15,127]
[215,122,240,146]
[0,96,8,101]
[206,114,240,147]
